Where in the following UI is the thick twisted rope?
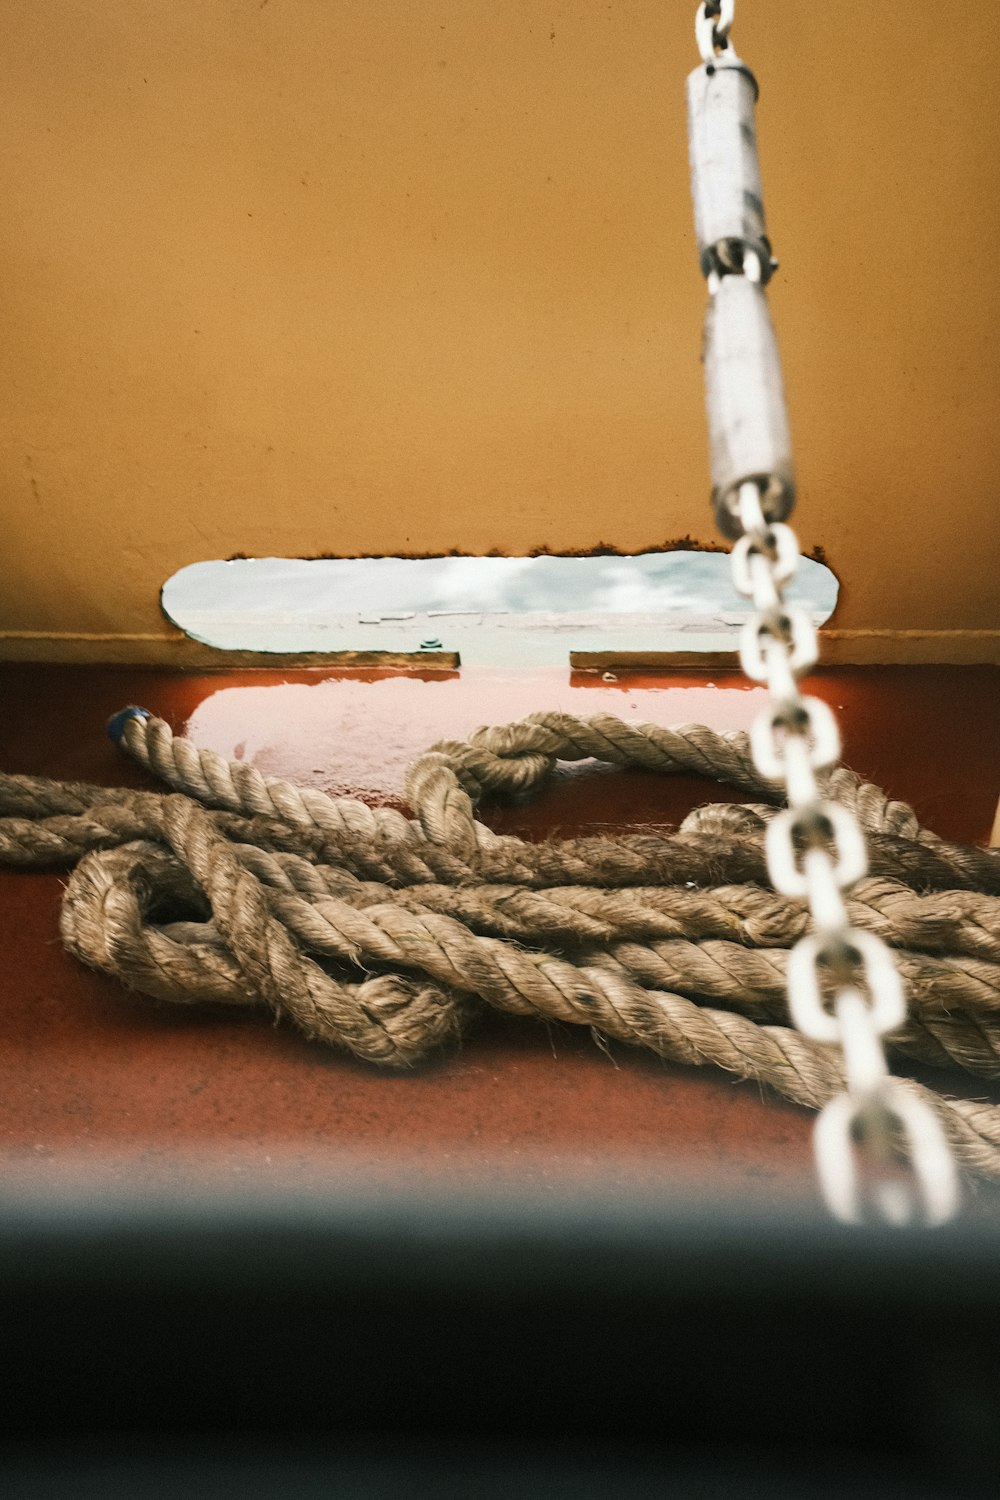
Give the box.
[4,707,1000,1183]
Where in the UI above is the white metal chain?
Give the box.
[689,3,959,1224]
[695,1,735,64]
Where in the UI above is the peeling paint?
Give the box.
[226,537,833,564]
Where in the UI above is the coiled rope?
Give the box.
[3,706,1000,1183]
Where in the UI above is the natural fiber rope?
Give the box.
[4,706,1000,1183]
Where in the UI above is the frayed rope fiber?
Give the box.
[3,706,1000,1182]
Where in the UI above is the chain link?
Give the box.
[695,1,735,65]
[786,929,906,1042]
[814,1087,960,1227]
[739,607,819,688]
[766,805,867,900]
[689,13,960,1224]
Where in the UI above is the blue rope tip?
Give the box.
[107,706,152,746]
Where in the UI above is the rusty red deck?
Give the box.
[1,662,998,1216]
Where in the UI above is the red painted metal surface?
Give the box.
[1,662,998,1214]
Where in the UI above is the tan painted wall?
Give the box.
[0,0,997,663]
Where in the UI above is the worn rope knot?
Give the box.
[2,706,1000,1183]
[680,802,768,837]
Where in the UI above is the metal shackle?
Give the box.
[703,274,794,538]
[687,55,773,283]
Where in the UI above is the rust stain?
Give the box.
[524,537,729,558]
[225,538,835,564]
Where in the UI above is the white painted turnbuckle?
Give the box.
[703,275,795,540]
[687,53,774,285]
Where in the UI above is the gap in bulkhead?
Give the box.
[161,550,839,668]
